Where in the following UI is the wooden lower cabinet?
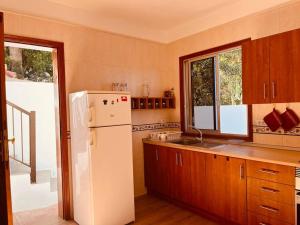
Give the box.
[225,156,247,224]
[144,144,170,196]
[168,148,193,204]
[247,160,295,185]
[144,144,296,225]
[206,154,247,225]
[205,154,227,218]
[144,144,194,202]
[246,161,295,225]
[189,151,207,210]
[247,195,295,224]
[247,177,295,205]
[248,212,292,225]
[169,149,207,207]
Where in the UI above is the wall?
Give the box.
[3,0,300,203]
[6,80,57,172]
[3,11,176,197]
[167,0,300,148]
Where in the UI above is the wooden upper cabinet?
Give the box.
[242,37,270,104]
[242,28,300,104]
[270,29,300,103]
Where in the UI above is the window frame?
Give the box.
[179,39,253,141]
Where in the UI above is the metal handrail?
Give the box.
[6,100,36,183]
[7,101,31,115]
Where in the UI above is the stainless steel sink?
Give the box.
[170,139,202,145]
[169,139,224,149]
[190,142,224,148]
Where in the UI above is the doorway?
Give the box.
[0,12,71,225]
[5,41,60,219]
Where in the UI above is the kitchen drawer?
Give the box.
[247,160,295,185]
[248,212,293,225]
[247,177,295,205]
[247,195,295,224]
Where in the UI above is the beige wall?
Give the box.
[167,0,300,147]
[3,0,300,203]
[3,11,175,197]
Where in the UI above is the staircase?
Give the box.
[10,164,58,212]
[6,100,36,183]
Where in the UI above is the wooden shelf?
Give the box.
[131,97,175,110]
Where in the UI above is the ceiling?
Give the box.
[0,0,293,43]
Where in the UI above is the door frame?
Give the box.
[3,34,71,220]
[0,12,13,225]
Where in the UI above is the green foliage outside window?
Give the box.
[191,57,215,106]
[190,48,242,106]
[219,49,242,105]
[5,47,53,83]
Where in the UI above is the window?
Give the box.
[182,46,250,138]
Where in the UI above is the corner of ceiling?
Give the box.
[0,0,294,44]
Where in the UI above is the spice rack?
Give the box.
[131,97,176,110]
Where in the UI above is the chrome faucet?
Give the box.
[189,126,203,143]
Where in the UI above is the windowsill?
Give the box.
[183,131,253,142]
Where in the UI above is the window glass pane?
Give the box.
[191,57,216,130]
[219,48,248,135]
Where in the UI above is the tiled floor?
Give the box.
[14,195,219,225]
[13,205,76,225]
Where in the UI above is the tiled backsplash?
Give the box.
[252,103,300,147]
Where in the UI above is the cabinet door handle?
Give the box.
[263,83,266,99]
[259,223,270,225]
[260,205,279,213]
[155,149,159,161]
[175,152,178,165]
[240,164,245,179]
[179,153,183,166]
[261,186,279,193]
[259,168,279,175]
[272,81,276,99]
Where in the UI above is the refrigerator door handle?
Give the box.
[89,129,96,147]
[88,107,95,126]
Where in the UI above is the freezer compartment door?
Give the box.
[88,93,131,127]
[90,125,135,225]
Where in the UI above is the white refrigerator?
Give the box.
[69,91,135,225]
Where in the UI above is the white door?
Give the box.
[89,124,135,225]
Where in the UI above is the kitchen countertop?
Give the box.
[143,138,300,167]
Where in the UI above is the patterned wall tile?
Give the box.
[67,122,181,137]
[253,124,300,136]
[132,122,181,132]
